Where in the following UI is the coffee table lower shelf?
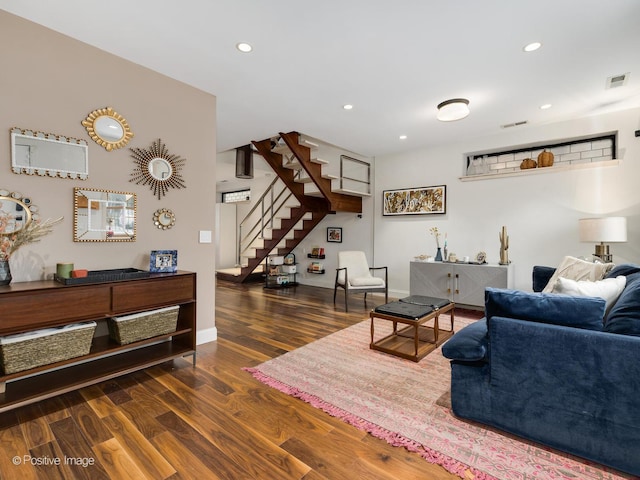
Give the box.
[370,302,455,362]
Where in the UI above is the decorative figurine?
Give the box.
[499,226,510,265]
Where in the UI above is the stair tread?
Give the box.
[310,157,329,165]
[322,174,338,180]
[294,177,314,183]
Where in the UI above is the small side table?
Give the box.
[370,301,455,362]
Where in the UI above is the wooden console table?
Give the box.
[0,271,196,413]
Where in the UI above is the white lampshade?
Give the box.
[437,98,470,122]
[579,217,627,243]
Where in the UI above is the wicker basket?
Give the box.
[0,322,97,375]
[109,306,179,345]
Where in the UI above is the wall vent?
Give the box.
[606,73,629,89]
[501,120,528,129]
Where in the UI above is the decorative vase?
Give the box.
[0,260,12,285]
[435,247,443,262]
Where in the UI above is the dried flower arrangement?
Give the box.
[429,226,441,248]
[0,217,63,261]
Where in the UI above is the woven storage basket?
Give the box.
[0,322,96,375]
[109,306,179,345]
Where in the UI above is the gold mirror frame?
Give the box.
[73,187,136,242]
[130,138,186,199]
[153,208,176,230]
[0,189,38,235]
[82,106,133,151]
[11,128,89,179]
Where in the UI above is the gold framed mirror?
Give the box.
[153,208,176,230]
[11,128,89,179]
[74,187,136,242]
[82,107,133,151]
[130,138,186,199]
[0,189,37,235]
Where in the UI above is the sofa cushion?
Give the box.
[441,320,488,361]
[485,287,606,331]
[605,264,640,279]
[604,272,640,336]
[542,256,614,293]
[551,275,626,313]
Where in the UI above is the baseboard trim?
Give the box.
[196,326,218,345]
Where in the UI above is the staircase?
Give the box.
[216,131,364,283]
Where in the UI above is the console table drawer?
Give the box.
[111,274,195,313]
[0,286,111,333]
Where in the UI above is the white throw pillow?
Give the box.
[552,275,626,312]
[542,256,615,293]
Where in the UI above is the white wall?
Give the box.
[374,108,640,297]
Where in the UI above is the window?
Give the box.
[222,189,250,203]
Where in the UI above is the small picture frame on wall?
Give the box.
[382,185,446,216]
[327,227,342,243]
[150,250,178,273]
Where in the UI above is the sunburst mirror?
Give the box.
[82,106,134,151]
[129,139,186,199]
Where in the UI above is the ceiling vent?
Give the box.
[500,120,528,129]
[606,73,629,89]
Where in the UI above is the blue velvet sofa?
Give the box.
[442,264,640,476]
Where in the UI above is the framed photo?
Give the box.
[382,185,446,216]
[150,250,178,273]
[327,227,342,243]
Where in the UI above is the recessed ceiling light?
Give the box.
[236,42,253,53]
[399,135,407,140]
[343,104,353,110]
[539,103,552,110]
[523,42,542,52]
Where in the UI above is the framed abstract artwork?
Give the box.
[382,185,446,216]
[327,227,342,243]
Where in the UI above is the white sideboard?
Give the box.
[410,261,513,308]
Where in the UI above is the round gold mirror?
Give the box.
[153,208,175,230]
[82,106,133,151]
[130,139,186,199]
[0,190,35,235]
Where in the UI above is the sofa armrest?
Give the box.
[442,320,488,362]
[532,266,556,292]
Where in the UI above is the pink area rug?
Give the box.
[245,315,632,480]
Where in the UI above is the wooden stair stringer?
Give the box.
[237,206,329,282]
[280,131,362,214]
[252,138,329,213]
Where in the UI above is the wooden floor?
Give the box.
[0,281,461,480]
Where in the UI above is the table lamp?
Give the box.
[578,217,627,262]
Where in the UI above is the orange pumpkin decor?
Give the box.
[537,149,554,167]
[519,158,537,170]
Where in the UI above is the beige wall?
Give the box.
[0,11,217,342]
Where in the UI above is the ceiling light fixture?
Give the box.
[523,42,542,52]
[236,42,253,53]
[436,98,470,122]
[343,104,353,110]
[399,135,407,140]
[540,103,552,110]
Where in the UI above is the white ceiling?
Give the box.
[3,0,640,166]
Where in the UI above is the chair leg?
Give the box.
[333,285,337,304]
[344,288,348,312]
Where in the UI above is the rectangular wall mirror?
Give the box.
[11,128,89,179]
[74,188,136,242]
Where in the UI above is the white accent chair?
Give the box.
[334,251,388,312]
